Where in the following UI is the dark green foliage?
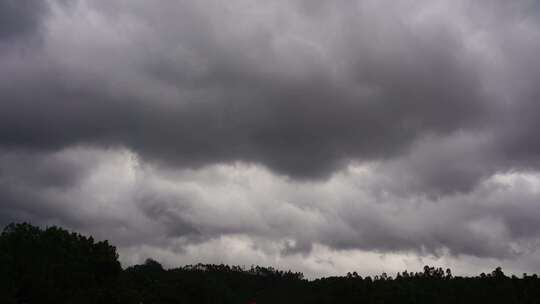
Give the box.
[1,222,540,303]
[0,223,121,303]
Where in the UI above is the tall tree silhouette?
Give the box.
[0,223,121,303]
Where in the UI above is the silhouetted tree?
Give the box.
[2,222,540,304]
[0,223,121,303]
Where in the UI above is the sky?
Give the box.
[1,0,540,278]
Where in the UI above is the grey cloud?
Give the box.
[0,148,158,247]
[1,145,540,275]
[2,0,540,276]
[371,133,500,197]
[0,0,507,184]
[0,0,47,42]
[0,148,89,189]
[2,148,540,261]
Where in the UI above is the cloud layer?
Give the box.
[2,0,540,276]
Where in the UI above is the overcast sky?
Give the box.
[2,0,540,278]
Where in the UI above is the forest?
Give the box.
[1,222,539,303]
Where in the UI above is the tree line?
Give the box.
[1,222,539,303]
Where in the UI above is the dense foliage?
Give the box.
[1,223,540,303]
[0,223,121,303]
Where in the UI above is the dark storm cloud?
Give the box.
[0,0,497,183]
[0,148,97,226]
[0,0,47,41]
[2,0,540,274]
